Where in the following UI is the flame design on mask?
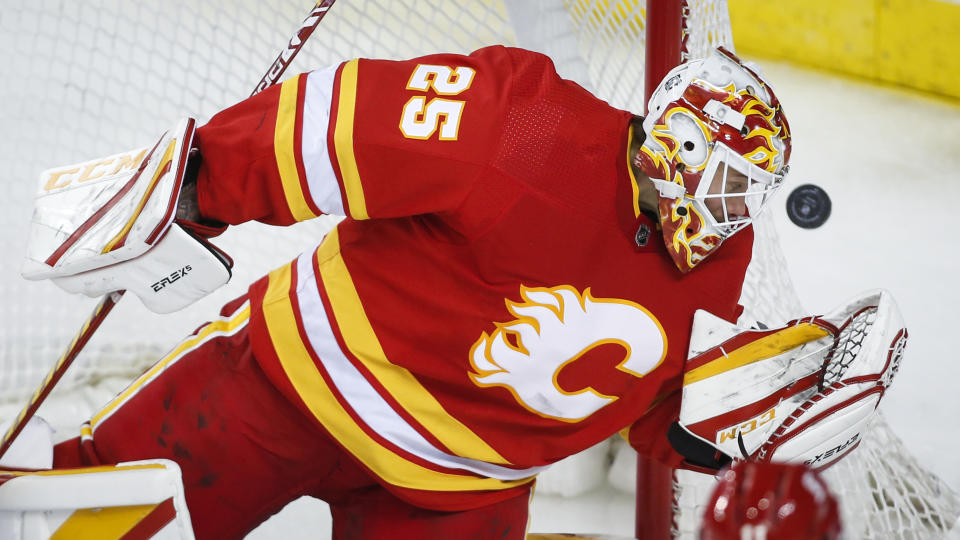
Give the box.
[639,123,681,185]
[660,198,722,271]
[699,80,789,174]
[738,97,786,173]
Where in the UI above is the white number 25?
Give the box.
[400,64,475,140]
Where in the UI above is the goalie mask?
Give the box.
[635,47,791,272]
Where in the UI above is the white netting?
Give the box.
[0,0,731,403]
[0,1,956,538]
[0,0,524,404]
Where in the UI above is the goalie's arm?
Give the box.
[191,46,517,228]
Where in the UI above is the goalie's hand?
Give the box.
[22,118,232,313]
[175,151,227,238]
[175,162,202,224]
[672,290,906,471]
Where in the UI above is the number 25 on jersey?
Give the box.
[400,64,476,140]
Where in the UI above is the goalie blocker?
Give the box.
[671,289,906,471]
[21,118,231,314]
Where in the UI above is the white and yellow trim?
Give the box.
[311,228,516,466]
[275,75,319,222]
[302,65,347,216]
[261,250,540,491]
[90,302,251,431]
[332,59,369,219]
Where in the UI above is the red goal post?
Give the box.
[645,0,686,108]
[637,3,709,538]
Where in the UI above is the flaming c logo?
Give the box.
[469,286,667,422]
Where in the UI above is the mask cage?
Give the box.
[693,142,784,237]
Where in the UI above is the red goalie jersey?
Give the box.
[193,46,753,509]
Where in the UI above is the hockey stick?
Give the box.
[253,0,338,96]
[0,292,124,461]
[0,0,338,461]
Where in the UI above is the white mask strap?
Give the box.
[651,178,686,199]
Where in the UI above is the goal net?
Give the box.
[0,1,956,538]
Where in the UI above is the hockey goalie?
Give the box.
[4,45,906,539]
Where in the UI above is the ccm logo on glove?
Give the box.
[152,265,192,292]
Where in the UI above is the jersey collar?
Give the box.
[625,120,662,254]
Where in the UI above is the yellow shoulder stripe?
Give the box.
[275,74,319,222]
[333,60,369,220]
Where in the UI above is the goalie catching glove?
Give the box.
[21,118,231,314]
[671,289,906,471]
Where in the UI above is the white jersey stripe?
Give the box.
[90,302,251,432]
[293,251,545,481]
[301,66,346,216]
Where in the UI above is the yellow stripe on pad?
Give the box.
[262,260,526,492]
[101,139,176,254]
[1,463,167,478]
[683,323,831,386]
[275,75,318,222]
[333,60,368,219]
[51,503,158,540]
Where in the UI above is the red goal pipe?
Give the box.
[639,2,685,539]
[636,454,677,539]
[644,0,684,111]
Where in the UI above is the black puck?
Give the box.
[786,184,831,229]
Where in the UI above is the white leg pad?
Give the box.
[0,459,194,539]
[0,417,53,470]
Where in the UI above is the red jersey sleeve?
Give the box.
[193,45,523,226]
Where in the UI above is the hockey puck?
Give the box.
[786,184,831,229]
